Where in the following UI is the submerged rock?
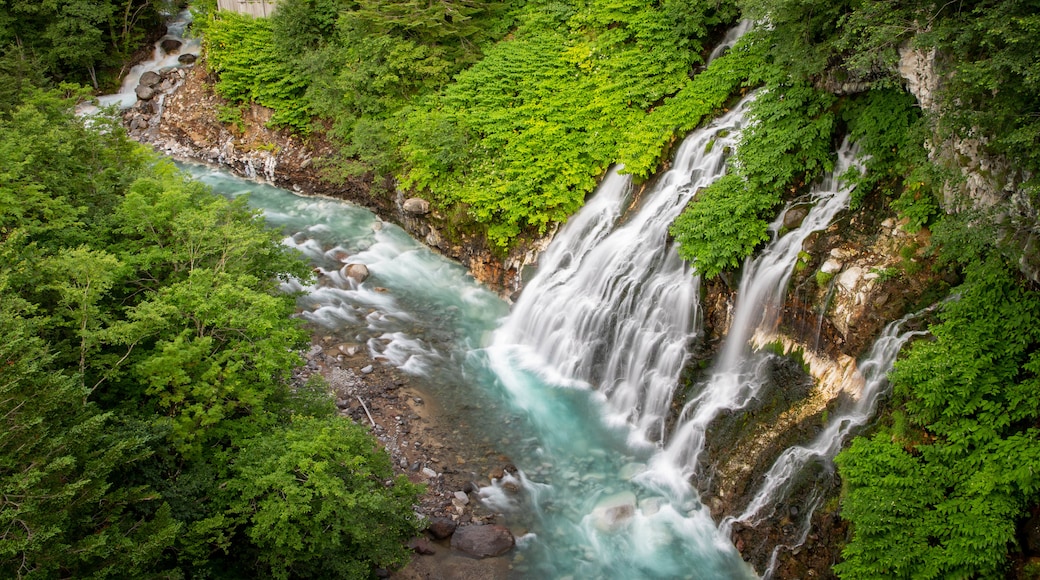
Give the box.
[590,490,637,532]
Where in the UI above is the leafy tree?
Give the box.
[191,416,424,579]
[0,308,180,579]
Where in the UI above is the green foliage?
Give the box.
[672,74,837,277]
[836,254,1040,579]
[201,11,312,132]
[0,0,164,88]
[0,308,181,578]
[0,86,422,577]
[671,173,771,278]
[196,416,424,578]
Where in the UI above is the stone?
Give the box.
[422,467,438,478]
[407,537,436,555]
[427,517,458,540]
[160,38,183,54]
[838,266,865,293]
[783,206,809,229]
[450,524,515,559]
[134,84,156,101]
[821,258,843,274]
[139,71,162,87]
[590,491,637,532]
[177,53,197,65]
[402,197,431,215]
[343,262,369,282]
[360,365,374,374]
[454,491,470,504]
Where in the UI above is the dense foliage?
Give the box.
[197,0,744,248]
[0,0,165,89]
[836,250,1040,579]
[0,87,422,578]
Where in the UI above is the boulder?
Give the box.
[783,206,810,229]
[134,84,156,101]
[178,53,197,65]
[139,71,162,87]
[590,491,637,532]
[402,197,431,215]
[407,537,436,555]
[343,263,369,282]
[426,516,457,540]
[160,38,182,53]
[450,524,515,558]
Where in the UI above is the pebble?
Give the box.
[361,365,374,374]
[422,467,438,478]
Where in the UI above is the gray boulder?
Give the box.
[134,84,156,101]
[402,197,431,215]
[450,524,514,559]
[139,71,162,87]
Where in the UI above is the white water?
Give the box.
[485,100,756,578]
[79,8,200,114]
[660,139,862,483]
[722,312,928,577]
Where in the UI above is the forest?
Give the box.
[2,0,1039,577]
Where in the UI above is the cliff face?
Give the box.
[128,63,543,295]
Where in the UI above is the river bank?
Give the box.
[300,327,519,578]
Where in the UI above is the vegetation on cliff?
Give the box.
[0,86,422,577]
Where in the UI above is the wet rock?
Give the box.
[427,516,458,540]
[160,38,183,53]
[783,206,810,229]
[135,84,156,101]
[407,537,437,555]
[591,491,637,532]
[178,53,197,65]
[450,524,515,558]
[821,258,843,274]
[139,71,162,87]
[403,197,431,215]
[343,263,369,282]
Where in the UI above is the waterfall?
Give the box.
[494,98,750,447]
[723,312,929,577]
[657,140,862,486]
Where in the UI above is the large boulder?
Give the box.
[343,263,369,282]
[402,197,431,215]
[135,84,156,101]
[426,516,457,540]
[450,524,514,558]
[783,205,810,229]
[139,71,162,87]
[160,38,183,53]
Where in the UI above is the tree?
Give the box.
[191,416,424,579]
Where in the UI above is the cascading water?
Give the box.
[659,139,862,483]
[721,312,929,578]
[485,100,756,578]
[78,8,200,114]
